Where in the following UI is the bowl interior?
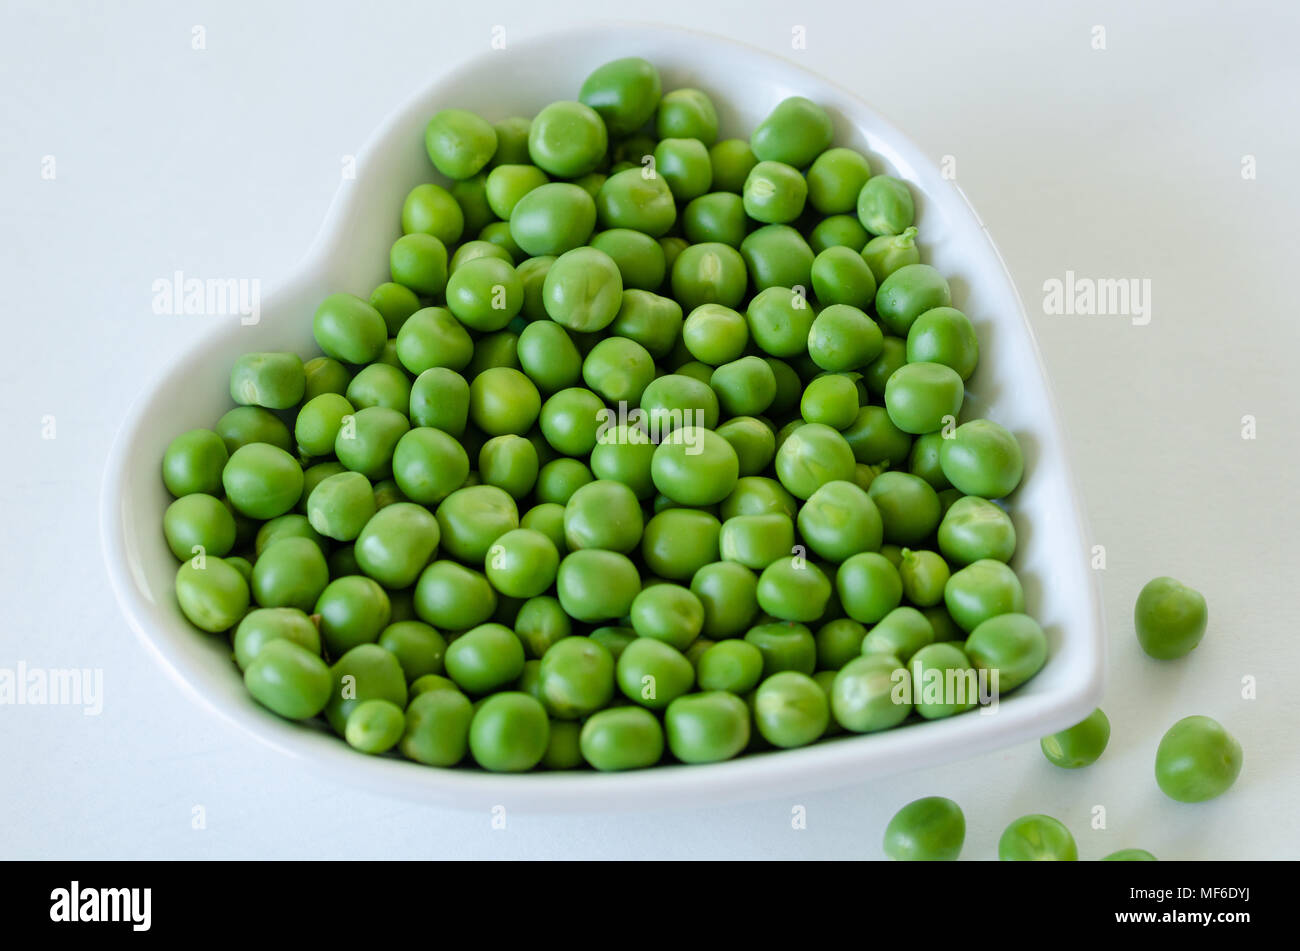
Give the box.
[103,24,1104,810]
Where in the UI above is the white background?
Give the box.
[3,0,1298,859]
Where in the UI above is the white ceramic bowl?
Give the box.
[101,23,1105,811]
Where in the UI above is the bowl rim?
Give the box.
[100,20,1106,812]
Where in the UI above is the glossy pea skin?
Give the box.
[907,306,979,381]
[479,434,538,499]
[909,642,977,719]
[1134,576,1208,659]
[671,242,747,312]
[313,293,388,366]
[396,307,474,374]
[596,168,677,237]
[937,496,1016,566]
[222,443,303,520]
[468,366,539,437]
[582,336,655,404]
[696,638,764,693]
[939,419,1024,499]
[682,192,747,247]
[690,561,759,638]
[806,306,883,375]
[710,356,776,417]
[653,137,712,202]
[750,96,833,168]
[402,183,464,245]
[651,426,739,507]
[740,225,814,293]
[609,289,683,358]
[616,637,694,711]
[883,797,966,861]
[862,471,939,547]
[354,501,441,589]
[580,706,665,771]
[390,233,449,296]
[556,549,641,622]
[391,424,469,506]
[884,362,965,435]
[944,559,1025,633]
[1155,715,1243,803]
[334,406,410,481]
[806,147,872,214]
[162,429,229,497]
[377,620,446,682]
[797,480,883,563]
[251,536,329,611]
[656,88,718,144]
[800,374,859,430]
[435,484,518,563]
[445,257,523,332]
[537,636,615,719]
[175,557,249,633]
[856,175,915,236]
[810,214,869,255]
[775,423,856,500]
[314,575,391,656]
[998,814,1078,861]
[720,513,794,570]
[742,161,807,224]
[295,393,354,457]
[744,621,817,676]
[757,558,832,624]
[542,247,624,333]
[753,671,829,749]
[484,164,549,220]
[233,607,320,671]
[811,247,878,310]
[466,691,550,772]
[163,493,236,561]
[590,424,656,498]
[665,691,750,764]
[831,653,911,733]
[682,304,749,366]
[589,229,666,292]
[345,698,405,754]
[444,623,525,694]
[861,606,935,663]
[414,560,496,631]
[579,56,662,136]
[964,612,1047,691]
[875,264,952,338]
[424,108,496,179]
[630,584,705,651]
[517,321,581,395]
[528,100,607,179]
[1041,707,1111,769]
[307,470,375,541]
[244,639,332,720]
[837,552,903,623]
[401,688,473,766]
[510,183,597,257]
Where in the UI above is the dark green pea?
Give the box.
[708,138,757,193]
[579,56,662,136]
[806,147,872,214]
[831,653,910,732]
[589,625,637,661]
[868,471,942,545]
[876,264,952,337]
[222,442,303,520]
[313,293,388,366]
[809,214,869,255]
[1134,576,1208,660]
[883,796,965,861]
[641,508,721,580]
[670,242,747,311]
[815,618,868,670]
[377,620,446,682]
[390,233,449,296]
[450,172,493,235]
[753,671,828,748]
[797,479,883,562]
[750,96,832,167]
[555,549,641,622]
[1041,707,1110,769]
[740,224,814,292]
[715,416,776,477]
[964,612,1046,691]
[743,161,807,224]
[682,192,748,247]
[303,356,353,402]
[907,431,951,491]
[511,596,570,660]
[857,175,914,236]
[609,289,683,358]
[665,691,750,764]
[615,637,694,711]
[907,306,979,381]
[538,636,615,718]
[836,552,902,623]
[515,254,555,320]
[334,406,409,481]
[998,815,1077,861]
[656,88,718,144]
[401,688,473,766]
[909,642,978,719]
[541,719,584,770]
[489,116,532,166]
[861,606,935,663]
[756,559,831,623]
[744,621,816,676]
[580,706,664,771]
[535,457,594,504]
[244,638,331,720]
[745,286,815,358]
[424,108,496,179]
[509,182,596,257]
[862,336,908,399]
[1155,715,1242,803]
[401,183,464,244]
[233,607,321,671]
[414,560,497,630]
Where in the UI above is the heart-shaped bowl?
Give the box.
[101,23,1105,811]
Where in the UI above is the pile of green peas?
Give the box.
[159,55,1049,774]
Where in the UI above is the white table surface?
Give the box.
[3,0,1297,859]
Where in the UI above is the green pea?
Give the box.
[251,536,328,611]
[1134,576,1208,660]
[595,167,677,237]
[719,513,793,570]
[652,137,712,202]
[753,671,828,748]
[313,293,388,366]
[443,257,522,332]
[888,547,947,610]
[377,620,446,682]
[588,228,667,292]
[442,623,524,695]
[750,95,832,166]
[861,606,935,663]
[861,226,920,285]
[656,88,718,143]
[1103,849,1159,861]
[806,147,872,214]
[998,815,1078,861]
[861,337,907,401]
[466,366,538,437]
[509,182,596,257]
[797,480,883,563]
[811,250,876,313]
[884,362,965,435]
[615,637,694,711]
[664,691,750,764]
[744,286,813,358]
[828,652,908,732]
[478,434,538,499]
[774,422,856,500]
[696,639,764,693]
[323,643,407,734]
[689,561,759,639]
[343,698,405,754]
[307,471,374,541]
[964,612,1046,691]
[809,214,869,255]
[580,706,665,771]
[314,575,391,655]
[334,406,410,481]
[579,56,662,136]
[540,246,624,333]
[907,306,979,381]
[626,584,702,652]
[640,373,720,434]
[740,224,814,292]
[535,457,594,504]
[867,471,941,545]
[401,688,473,765]
[800,374,859,430]
[481,528,557,600]
[715,416,776,477]
[537,388,603,458]
[944,559,1025,633]
[424,108,496,179]
[590,424,656,498]
[229,352,304,411]
[528,100,606,178]
[682,304,748,366]
[815,618,868,670]
[233,607,320,671]
[883,797,965,861]
[1041,707,1110,769]
[388,428,467,508]
[390,233,449,296]
[244,639,332,720]
[671,242,747,311]
[504,596,567,660]
[434,485,516,564]
[292,393,352,458]
[875,264,951,338]
[555,549,640,622]
[1155,715,1242,802]
[708,356,774,417]
[564,479,649,553]
[163,493,235,561]
[588,626,637,661]
[708,138,758,193]
[909,642,978,719]
[449,172,493,234]
[483,164,548,220]
[609,290,683,358]
[395,307,473,375]
[647,426,738,507]
[757,559,831,624]
[837,552,902,623]
[414,560,497,630]
[162,428,228,497]
[682,192,748,247]
[536,636,615,719]
[354,501,440,589]
[401,183,464,245]
[582,336,655,404]
[450,239,512,274]
[743,161,806,224]
[744,620,817,676]
[937,496,1016,566]
[856,175,914,236]
[222,443,303,520]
